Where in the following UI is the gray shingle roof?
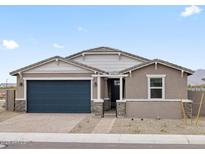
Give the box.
[10,47,194,76]
[120,59,194,75]
[65,46,150,62]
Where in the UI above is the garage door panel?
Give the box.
[27,80,91,113]
[29,93,90,99]
[29,99,90,106]
[28,104,90,113]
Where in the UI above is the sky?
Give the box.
[0,5,204,83]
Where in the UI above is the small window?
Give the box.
[114,80,120,86]
[147,75,165,99]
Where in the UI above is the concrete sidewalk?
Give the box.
[1,133,205,145]
[92,118,116,133]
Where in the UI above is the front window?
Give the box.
[147,75,165,99]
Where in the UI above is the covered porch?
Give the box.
[92,74,128,117]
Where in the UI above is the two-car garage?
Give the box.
[26,80,91,113]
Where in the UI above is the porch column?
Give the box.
[120,77,123,100]
[97,76,101,100]
[104,78,108,98]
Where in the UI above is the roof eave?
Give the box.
[10,56,107,76]
[65,46,150,62]
[10,56,61,76]
[120,60,194,75]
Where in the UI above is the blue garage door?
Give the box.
[27,80,91,113]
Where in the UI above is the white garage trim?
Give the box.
[23,77,93,80]
[23,77,93,112]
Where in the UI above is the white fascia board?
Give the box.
[92,74,128,77]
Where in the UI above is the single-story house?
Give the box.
[10,47,194,119]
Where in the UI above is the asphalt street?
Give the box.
[1,142,205,149]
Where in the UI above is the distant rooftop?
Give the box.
[0,83,16,87]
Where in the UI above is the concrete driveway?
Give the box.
[0,113,88,133]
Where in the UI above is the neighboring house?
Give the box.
[0,83,16,88]
[0,90,6,100]
[10,47,194,119]
[188,69,205,86]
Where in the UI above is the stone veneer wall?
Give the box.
[116,101,126,117]
[15,100,26,112]
[104,99,111,111]
[183,101,192,118]
[93,101,104,117]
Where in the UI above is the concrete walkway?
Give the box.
[1,133,205,144]
[92,118,116,133]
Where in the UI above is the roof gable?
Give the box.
[65,46,150,62]
[24,60,93,74]
[10,56,106,76]
[73,53,146,73]
[120,59,194,75]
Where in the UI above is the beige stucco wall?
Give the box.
[92,77,97,99]
[126,101,182,119]
[125,64,188,99]
[16,75,24,99]
[100,78,105,99]
[15,73,94,99]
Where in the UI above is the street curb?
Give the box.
[0,133,205,144]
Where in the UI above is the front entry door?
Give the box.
[109,79,120,108]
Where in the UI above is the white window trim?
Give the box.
[146,74,166,100]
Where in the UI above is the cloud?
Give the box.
[53,43,64,49]
[77,26,88,32]
[181,5,202,17]
[2,40,19,49]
